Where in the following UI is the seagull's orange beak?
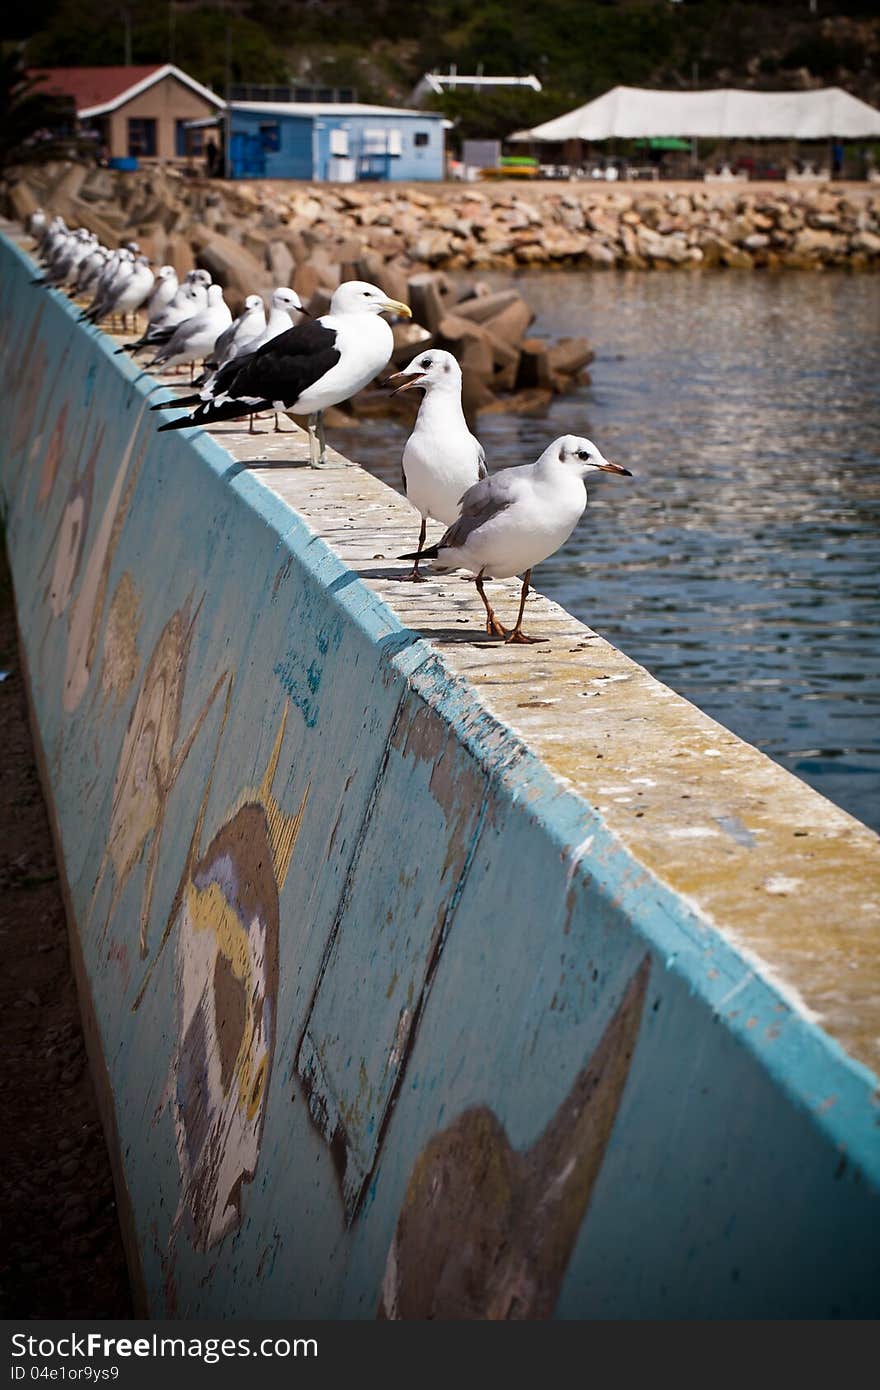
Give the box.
[387,369,427,394]
[595,459,632,476]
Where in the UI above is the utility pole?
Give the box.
[168,2,176,64]
[121,9,132,65]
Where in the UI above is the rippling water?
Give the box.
[329,271,880,833]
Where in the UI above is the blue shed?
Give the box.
[228,102,447,181]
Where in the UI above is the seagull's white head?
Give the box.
[270,287,304,314]
[548,435,631,479]
[388,348,462,395]
[330,280,412,319]
[183,283,208,308]
[206,283,226,306]
[244,293,265,311]
[157,264,176,281]
[187,268,212,287]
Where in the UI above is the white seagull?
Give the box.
[143,265,179,323]
[119,279,208,354]
[400,434,631,644]
[149,284,232,378]
[156,280,410,467]
[387,349,487,581]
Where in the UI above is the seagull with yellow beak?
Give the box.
[157,280,412,467]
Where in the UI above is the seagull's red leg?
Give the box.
[476,570,506,638]
[504,569,545,644]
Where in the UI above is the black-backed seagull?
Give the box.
[156,280,411,467]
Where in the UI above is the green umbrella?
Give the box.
[634,137,692,151]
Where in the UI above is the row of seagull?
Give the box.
[25,208,630,644]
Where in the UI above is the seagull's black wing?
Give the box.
[214,318,341,410]
[157,319,342,432]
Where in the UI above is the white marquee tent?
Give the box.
[511,86,880,143]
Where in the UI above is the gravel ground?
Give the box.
[0,540,132,1318]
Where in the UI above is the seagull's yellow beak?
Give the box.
[382,299,411,318]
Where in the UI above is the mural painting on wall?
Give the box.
[63,401,150,713]
[139,700,309,1253]
[90,593,230,958]
[34,414,102,677]
[378,955,650,1319]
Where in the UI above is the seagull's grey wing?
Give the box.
[440,470,520,550]
[476,439,488,481]
[211,318,239,363]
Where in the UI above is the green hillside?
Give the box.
[7,0,880,142]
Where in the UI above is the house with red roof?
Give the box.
[31,64,225,165]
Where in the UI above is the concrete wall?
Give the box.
[1,229,879,1318]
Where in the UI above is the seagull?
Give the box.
[105,255,155,331]
[73,245,109,299]
[143,265,179,323]
[387,349,487,581]
[118,279,207,354]
[400,434,631,643]
[27,209,47,242]
[182,287,303,430]
[204,293,267,374]
[156,280,411,467]
[80,248,135,324]
[148,284,232,379]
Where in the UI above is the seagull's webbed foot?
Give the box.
[502,570,546,644]
[475,571,507,638]
[405,567,428,583]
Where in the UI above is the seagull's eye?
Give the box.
[577,450,589,461]
[419,358,431,368]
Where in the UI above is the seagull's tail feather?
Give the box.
[150,393,201,411]
[156,398,270,433]
[399,543,441,561]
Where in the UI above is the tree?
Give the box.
[0,47,77,174]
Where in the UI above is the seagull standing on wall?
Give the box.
[388,349,487,582]
[401,435,631,643]
[148,284,232,380]
[156,281,411,467]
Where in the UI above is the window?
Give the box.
[176,119,205,158]
[414,131,430,147]
[259,122,281,152]
[127,118,156,158]
[329,128,349,156]
[362,128,402,157]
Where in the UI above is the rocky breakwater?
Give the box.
[8,161,879,418]
[5,162,597,421]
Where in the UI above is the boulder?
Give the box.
[482,297,533,346]
[407,273,446,335]
[267,240,295,283]
[515,339,552,391]
[547,338,594,375]
[193,231,267,298]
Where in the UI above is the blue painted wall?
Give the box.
[229,105,446,181]
[1,233,879,1318]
